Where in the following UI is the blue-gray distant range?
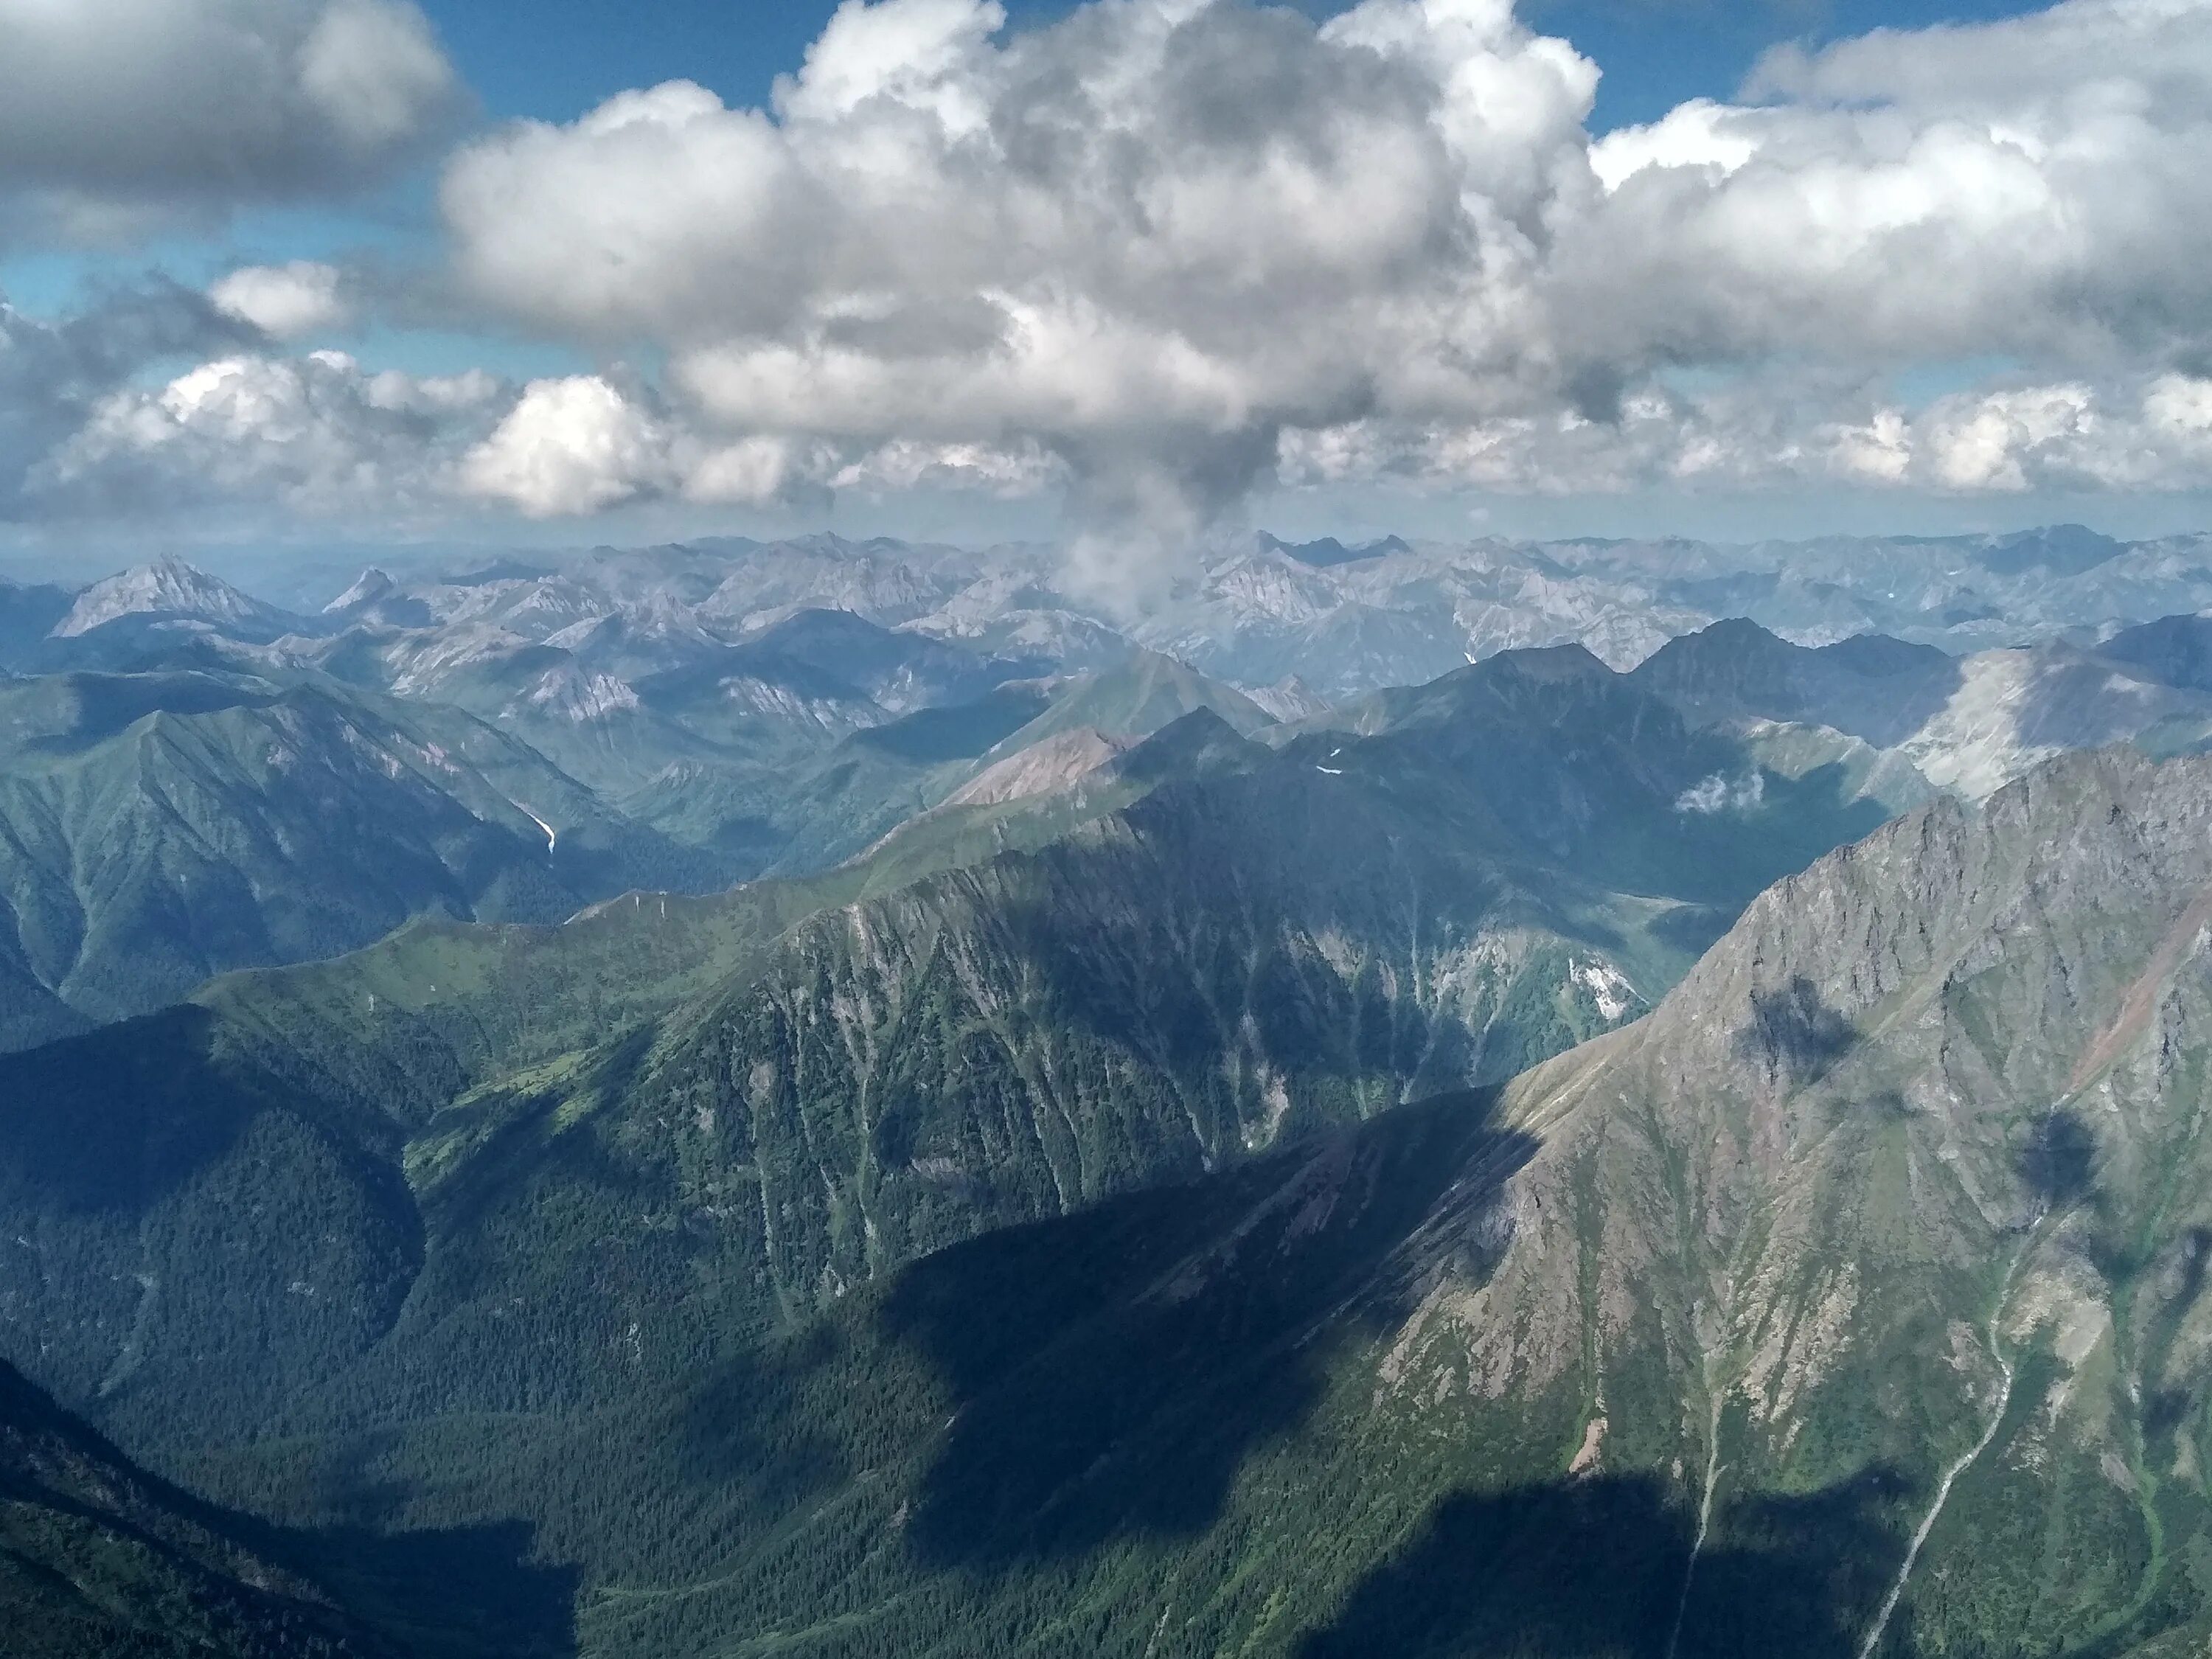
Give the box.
[4,521,2212,1049]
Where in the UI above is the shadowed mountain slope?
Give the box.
[29,744,2205,1657]
[1629,617,1961,747]
[0,1357,388,1659]
[0,669,712,1049]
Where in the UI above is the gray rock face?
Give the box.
[1634,618,2212,802]
[49,555,302,642]
[1352,744,2212,1654]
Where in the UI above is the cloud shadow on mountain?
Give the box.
[2020,1105,2098,1210]
[289,1518,580,1659]
[1295,1463,1910,1659]
[874,1087,1537,1573]
[0,1006,264,1217]
[1736,975,1858,1085]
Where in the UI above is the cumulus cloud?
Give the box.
[30,349,501,517]
[15,0,2212,533]
[448,376,1054,515]
[0,0,462,243]
[423,0,2212,546]
[0,285,262,517]
[829,437,1065,498]
[439,0,1599,543]
[209,262,352,340]
[458,376,675,518]
[1572,0,2212,375]
[1281,372,2212,497]
[32,359,849,522]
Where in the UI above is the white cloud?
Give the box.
[830,437,1066,497]
[0,285,260,518]
[15,0,2212,531]
[32,349,501,515]
[296,0,456,151]
[458,376,675,518]
[684,436,802,507]
[1573,0,2212,373]
[1279,372,2212,497]
[439,0,1599,534]
[1675,772,1765,814]
[0,0,461,243]
[423,0,2212,538]
[209,262,351,340]
[24,349,927,524]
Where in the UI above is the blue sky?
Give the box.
[4,0,2211,554]
[412,0,2044,128]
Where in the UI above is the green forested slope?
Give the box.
[0,1357,383,1659]
[0,649,1905,1657]
[154,743,2212,1659]
[616,647,1279,878]
[0,670,714,1048]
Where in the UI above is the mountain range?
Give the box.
[16,521,2212,700]
[8,527,2212,1653]
[8,733,2212,1655]
[0,668,718,1049]
[1,533,2210,1043]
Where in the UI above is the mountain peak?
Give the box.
[324,566,395,614]
[49,558,289,641]
[1243,674,1335,723]
[1684,615,1788,649]
[2098,611,2212,693]
[1259,531,1413,568]
[1630,616,1959,748]
[1464,640,1614,682]
[1975,521,2126,579]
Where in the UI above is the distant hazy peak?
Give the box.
[49,557,288,639]
[1242,675,1334,723]
[1638,616,1945,675]
[1259,531,1414,568]
[1974,521,2124,579]
[1461,640,1615,683]
[323,566,396,613]
[2099,610,2212,692]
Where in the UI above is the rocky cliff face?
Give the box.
[1358,745,2212,1655]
